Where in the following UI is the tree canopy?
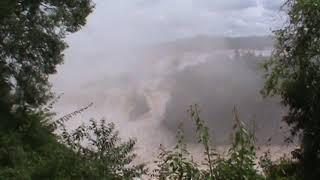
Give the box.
[0,0,93,112]
[0,1,146,179]
[262,0,320,178]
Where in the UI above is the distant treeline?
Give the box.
[156,35,273,53]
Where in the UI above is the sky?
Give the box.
[67,0,285,46]
[55,0,285,83]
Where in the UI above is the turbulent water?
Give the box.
[51,36,291,164]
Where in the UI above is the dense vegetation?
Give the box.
[1,0,319,179]
[0,0,145,179]
[262,0,320,179]
[152,105,298,180]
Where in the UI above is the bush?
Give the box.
[153,105,264,180]
[260,151,300,180]
[0,106,146,179]
[59,119,147,179]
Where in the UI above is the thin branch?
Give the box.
[40,3,55,10]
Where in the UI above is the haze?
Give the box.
[51,0,287,163]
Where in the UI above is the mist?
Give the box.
[51,0,286,162]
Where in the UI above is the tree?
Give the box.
[0,0,93,172]
[0,115,147,179]
[58,119,146,179]
[262,0,320,178]
[0,0,93,131]
[0,0,16,20]
[0,1,148,179]
[0,0,91,178]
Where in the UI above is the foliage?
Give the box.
[213,107,262,180]
[0,0,94,129]
[262,0,320,178]
[0,0,309,179]
[260,151,300,180]
[0,0,16,20]
[0,1,147,179]
[153,105,264,180]
[58,119,147,179]
[0,0,93,178]
[0,0,95,167]
[0,107,146,179]
[152,124,201,179]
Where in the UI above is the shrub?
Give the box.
[153,105,263,180]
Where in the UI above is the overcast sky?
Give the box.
[67,0,285,46]
[55,0,286,86]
